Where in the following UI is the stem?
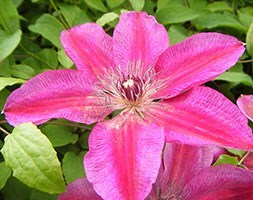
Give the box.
[49,0,70,29]
[238,59,253,63]
[0,127,10,135]
[0,120,7,124]
[44,121,92,130]
[238,151,251,166]
[19,44,55,69]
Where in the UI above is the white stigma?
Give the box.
[123,79,134,88]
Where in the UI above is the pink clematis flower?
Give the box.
[58,143,253,200]
[3,11,253,199]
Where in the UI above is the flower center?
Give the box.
[118,75,145,102]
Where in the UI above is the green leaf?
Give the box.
[0,89,10,110]
[157,0,184,11]
[206,1,233,12]
[215,71,253,87]
[188,0,207,11]
[30,189,57,200]
[168,25,188,45]
[2,177,32,200]
[41,124,78,147]
[194,12,247,32]
[84,0,107,12]
[58,3,90,26]
[10,64,35,80]
[0,162,12,190]
[62,151,85,184]
[106,0,125,9]
[57,49,73,69]
[1,123,66,194]
[227,149,245,157]
[0,29,22,62]
[29,14,65,49]
[96,12,119,27]
[0,77,25,91]
[246,21,253,57]
[213,154,239,166]
[129,0,145,12]
[155,5,199,25]
[36,49,58,69]
[238,7,253,28]
[0,0,20,33]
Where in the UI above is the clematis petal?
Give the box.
[61,23,114,80]
[148,86,253,149]
[3,70,112,126]
[84,114,164,200]
[153,143,214,199]
[154,32,245,98]
[58,178,102,200]
[182,165,253,200]
[113,11,168,75]
[243,152,253,171]
[237,95,253,121]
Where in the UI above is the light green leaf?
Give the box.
[157,0,184,11]
[96,12,119,27]
[0,29,22,62]
[41,124,78,147]
[246,21,253,57]
[227,149,245,157]
[0,0,20,33]
[0,77,25,91]
[213,154,239,166]
[1,123,66,194]
[194,12,247,32]
[168,25,188,45]
[215,71,253,87]
[57,49,73,69]
[62,151,85,184]
[129,0,144,12]
[84,0,107,12]
[206,1,233,12]
[29,14,65,49]
[10,64,35,80]
[58,3,90,26]
[0,162,12,190]
[106,0,125,9]
[155,5,199,25]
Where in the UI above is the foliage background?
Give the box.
[1,0,253,199]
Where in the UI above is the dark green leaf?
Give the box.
[1,123,66,194]
[30,189,57,200]
[188,0,207,11]
[36,49,58,69]
[0,162,12,190]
